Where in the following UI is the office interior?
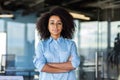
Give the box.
[0,0,120,80]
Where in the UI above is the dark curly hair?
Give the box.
[36,6,75,40]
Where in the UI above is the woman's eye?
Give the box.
[50,23,54,25]
[58,23,62,25]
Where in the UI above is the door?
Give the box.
[73,20,108,80]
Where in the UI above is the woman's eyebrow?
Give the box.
[49,20,54,21]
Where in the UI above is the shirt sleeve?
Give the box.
[33,41,46,72]
[70,41,80,68]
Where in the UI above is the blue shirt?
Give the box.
[33,37,80,80]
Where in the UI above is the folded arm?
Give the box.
[41,64,71,73]
[42,56,75,73]
[47,59,75,70]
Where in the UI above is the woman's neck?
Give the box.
[51,35,60,40]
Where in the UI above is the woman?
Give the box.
[33,6,80,80]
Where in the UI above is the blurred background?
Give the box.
[0,0,120,80]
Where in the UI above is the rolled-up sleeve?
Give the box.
[33,41,46,72]
[70,41,80,68]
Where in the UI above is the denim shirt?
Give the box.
[33,37,80,80]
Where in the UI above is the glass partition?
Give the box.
[0,32,6,71]
[7,21,35,70]
[75,1,120,80]
[73,20,108,80]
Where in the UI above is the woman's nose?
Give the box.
[54,23,58,28]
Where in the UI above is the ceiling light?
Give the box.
[0,14,14,18]
[70,12,90,20]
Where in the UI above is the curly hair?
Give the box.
[36,6,75,40]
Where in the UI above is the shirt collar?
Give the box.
[48,36,63,43]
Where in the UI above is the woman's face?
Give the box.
[48,15,63,38]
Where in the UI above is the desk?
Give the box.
[5,69,39,80]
